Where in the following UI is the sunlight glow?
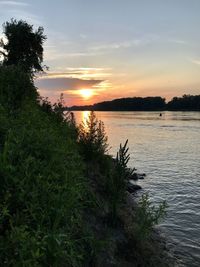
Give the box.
[79,89,93,99]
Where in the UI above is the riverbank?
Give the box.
[85,184,178,266]
[121,192,180,266]
[83,150,178,267]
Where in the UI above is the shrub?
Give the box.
[78,111,108,160]
[105,140,132,223]
[116,139,136,181]
[134,194,167,240]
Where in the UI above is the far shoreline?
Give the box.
[69,109,200,112]
[65,95,200,112]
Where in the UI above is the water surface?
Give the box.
[74,111,200,267]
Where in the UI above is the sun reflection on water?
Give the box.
[81,110,90,131]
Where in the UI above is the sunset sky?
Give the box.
[1,0,200,106]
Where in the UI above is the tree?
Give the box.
[0,19,46,76]
[0,65,38,110]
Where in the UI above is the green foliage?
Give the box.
[53,93,65,118]
[0,65,38,110]
[116,139,136,180]
[0,19,46,76]
[0,102,96,266]
[0,105,10,148]
[39,96,53,114]
[105,140,132,222]
[117,139,130,170]
[105,166,126,223]
[134,194,167,239]
[78,111,108,160]
[78,116,133,223]
[39,94,75,122]
[53,93,77,129]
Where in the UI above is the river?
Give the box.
[74,111,200,267]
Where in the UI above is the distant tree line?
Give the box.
[167,94,200,111]
[68,95,200,111]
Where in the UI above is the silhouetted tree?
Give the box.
[0,19,46,76]
[167,94,200,111]
[0,65,38,110]
[69,97,166,111]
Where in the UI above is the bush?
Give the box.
[116,139,136,181]
[134,194,167,240]
[104,140,132,223]
[78,111,108,160]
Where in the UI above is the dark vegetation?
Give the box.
[69,94,200,111]
[0,19,171,266]
[0,19,46,76]
[167,94,200,111]
[70,97,166,111]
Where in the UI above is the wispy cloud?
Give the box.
[90,35,159,52]
[0,1,29,7]
[89,36,189,53]
[4,9,42,26]
[92,80,112,91]
[189,58,200,65]
[0,1,42,27]
[167,39,188,45]
[44,49,102,61]
[39,67,112,80]
[44,33,160,62]
[90,40,142,51]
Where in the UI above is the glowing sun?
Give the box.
[79,89,93,99]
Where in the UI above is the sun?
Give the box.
[79,89,93,99]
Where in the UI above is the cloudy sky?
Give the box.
[0,0,200,106]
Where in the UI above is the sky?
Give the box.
[0,0,200,106]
